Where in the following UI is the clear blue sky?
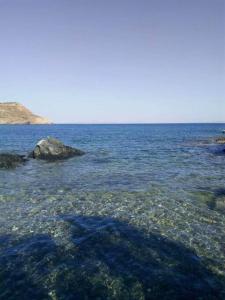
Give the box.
[0,0,224,123]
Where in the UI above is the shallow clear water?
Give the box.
[0,124,225,299]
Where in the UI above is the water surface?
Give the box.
[0,124,225,299]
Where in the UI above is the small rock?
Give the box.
[215,137,225,144]
[31,137,85,160]
[0,153,27,169]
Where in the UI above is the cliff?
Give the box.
[0,102,51,124]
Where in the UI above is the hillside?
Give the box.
[0,102,51,124]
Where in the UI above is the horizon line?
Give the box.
[52,121,225,124]
[0,122,225,125]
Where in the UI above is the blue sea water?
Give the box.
[0,124,225,299]
[0,123,224,192]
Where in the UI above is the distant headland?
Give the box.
[0,102,51,124]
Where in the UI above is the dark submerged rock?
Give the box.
[31,137,85,160]
[213,137,225,154]
[0,153,27,169]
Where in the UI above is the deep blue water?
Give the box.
[0,124,225,299]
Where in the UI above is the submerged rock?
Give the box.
[0,153,27,169]
[31,137,85,160]
[214,137,225,153]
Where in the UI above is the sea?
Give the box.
[0,124,225,299]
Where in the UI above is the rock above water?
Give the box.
[0,153,27,169]
[31,137,85,160]
[215,137,225,144]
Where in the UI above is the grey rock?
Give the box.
[31,137,85,160]
[0,153,27,169]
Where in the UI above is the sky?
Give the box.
[0,0,224,123]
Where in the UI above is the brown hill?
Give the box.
[0,102,51,124]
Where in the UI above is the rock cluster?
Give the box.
[0,137,85,169]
